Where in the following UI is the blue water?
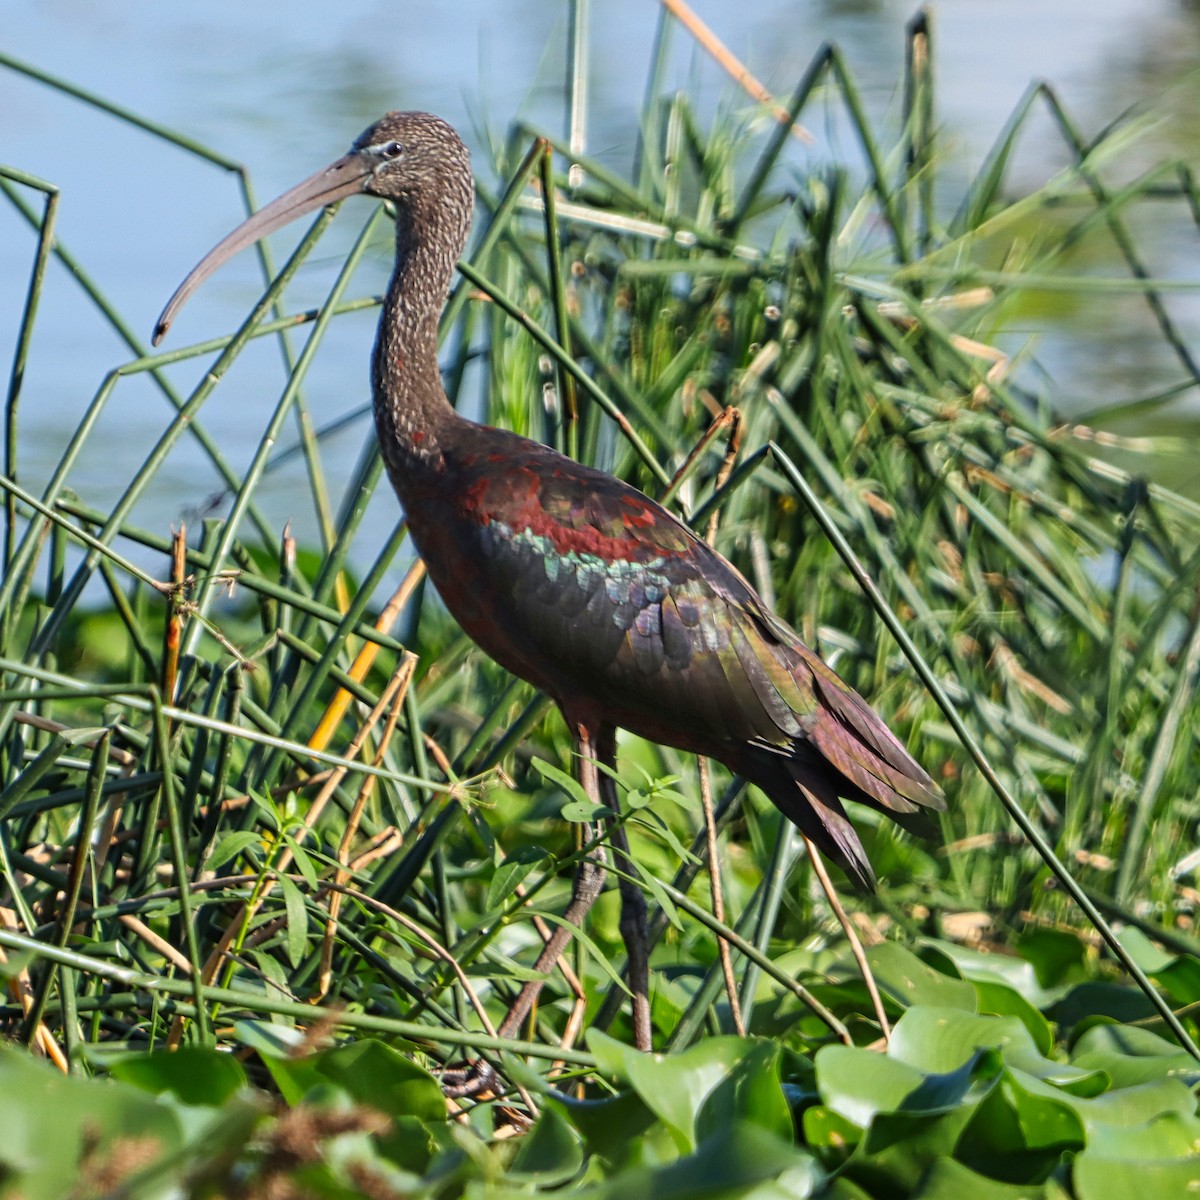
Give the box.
[2,0,1199,561]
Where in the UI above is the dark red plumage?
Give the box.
[154,111,944,896]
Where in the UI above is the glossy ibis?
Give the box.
[154,111,944,1058]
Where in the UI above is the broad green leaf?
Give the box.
[972,978,1054,1055]
[911,1156,1047,1199]
[1115,926,1175,973]
[1054,982,1159,1034]
[1016,928,1089,988]
[557,1086,660,1166]
[815,1044,928,1127]
[927,938,1066,1011]
[586,1031,790,1151]
[1078,1077,1198,1130]
[802,1105,864,1156]
[890,1006,1105,1091]
[508,1100,585,1185]
[312,1040,445,1124]
[1000,1070,1086,1150]
[1073,1152,1200,1199]
[583,1120,819,1199]
[865,942,977,1011]
[0,1048,184,1200]
[109,1045,247,1106]
[1071,1023,1200,1088]
[1083,1110,1200,1161]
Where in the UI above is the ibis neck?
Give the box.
[371,189,471,479]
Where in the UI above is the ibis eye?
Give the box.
[379,140,404,160]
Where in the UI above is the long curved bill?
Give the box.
[152,152,372,345]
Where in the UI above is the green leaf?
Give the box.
[815,1044,928,1127]
[309,1041,444,1121]
[1073,1153,1200,1199]
[508,1100,584,1184]
[1084,1109,1200,1161]
[1054,982,1159,1034]
[486,845,550,910]
[586,1031,790,1152]
[1071,1023,1200,1088]
[889,1006,1105,1091]
[557,1087,658,1166]
[279,873,309,968]
[0,1048,185,1200]
[926,938,1067,1010]
[635,808,702,866]
[972,978,1054,1055]
[206,829,265,870]
[1016,928,1089,988]
[109,1045,247,1105]
[911,1156,1047,1199]
[802,1105,864,1159]
[528,909,631,996]
[560,798,614,822]
[585,1120,820,1199]
[283,832,321,888]
[531,756,594,808]
[865,942,978,1011]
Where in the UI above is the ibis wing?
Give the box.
[433,432,941,888]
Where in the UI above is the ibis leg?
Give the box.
[597,725,652,1051]
[494,723,607,1040]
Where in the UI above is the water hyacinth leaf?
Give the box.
[889,1006,1106,1092]
[233,1019,308,1060]
[1073,1154,1200,1200]
[0,1048,185,1200]
[971,979,1054,1055]
[582,1120,821,1200]
[815,1039,1002,1174]
[802,1104,864,1156]
[924,938,1068,1010]
[814,1044,928,1127]
[910,1157,1047,1199]
[586,1031,790,1151]
[1015,928,1090,988]
[557,1086,659,1166]
[311,1040,446,1125]
[109,1044,248,1106]
[1075,1077,1198,1131]
[1071,1024,1200,1088]
[507,1100,585,1185]
[996,1070,1086,1151]
[1081,1109,1200,1161]
[1053,983,1161,1037]
[865,942,977,1012]
[256,1049,327,1106]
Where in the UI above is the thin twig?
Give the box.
[699,756,744,1035]
[804,836,891,1043]
[660,0,813,143]
[695,408,745,1035]
[316,653,416,1000]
